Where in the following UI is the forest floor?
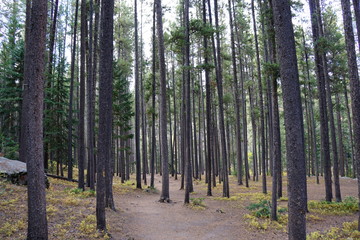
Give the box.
[0,173,359,240]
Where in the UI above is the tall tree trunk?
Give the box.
[352,0,360,51]
[21,0,48,238]
[184,0,192,204]
[150,1,156,188]
[44,0,59,170]
[336,93,346,177]
[97,0,114,230]
[340,0,360,229]
[267,0,282,219]
[251,0,266,194]
[78,0,87,190]
[134,0,142,190]
[309,0,332,201]
[325,67,342,202]
[173,54,178,180]
[67,0,79,181]
[140,0,148,184]
[249,86,258,182]
[343,85,355,177]
[87,0,95,191]
[192,77,199,179]
[272,0,307,238]
[241,58,249,188]
[156,0,170,202]
[302,31,319,183]
[203,0,212,196]
[213,0,229,198]
[228,0,243,186]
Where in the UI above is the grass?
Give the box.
[307,221,360,240]
[189,197,206,210]
[0,178,107,240]
[308,196,358,215]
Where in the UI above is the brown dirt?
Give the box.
[0,174,357,240]
[107,175,358,240]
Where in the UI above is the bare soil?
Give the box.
[107,175,358,240]
[0,174,357,240]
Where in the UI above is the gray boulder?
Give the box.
[0,157,49,188]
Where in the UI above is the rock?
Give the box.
[0,157,26,174]
[0,157,49,188]
[216,209,225,213]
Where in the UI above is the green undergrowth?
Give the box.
[0,220,26,237]
[214,192,272,202]
[246,200,287,218]
[79,214,111,239]
[307,221,360,240]
[244,213,288,231]
[308,196,358,215]
[189,197,206,210]
[112,179,138,194]
[64,187,96,198]
[243,200,288,231]
[143,185,159,194]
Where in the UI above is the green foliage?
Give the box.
[308,196,358,215]
[0,133,19,159]
[113,60,134,144]
[190,197,205,206]
[247,200,287,218]
[0,1,24,157]
[263,62,280,80]
[0,220,25,237]
[189,197,206,210]
[65,187,96,198]
[307,221,360,240]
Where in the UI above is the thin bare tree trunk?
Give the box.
[272,0,307,237]
[156,0,170,202]
[21,0,48,238]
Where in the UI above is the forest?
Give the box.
[0,0,360,239]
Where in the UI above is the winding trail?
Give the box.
[106,175,285,240]
[104,175,358,240]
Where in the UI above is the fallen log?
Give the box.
[46,173,79,183]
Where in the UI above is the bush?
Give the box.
[247,200,287,218]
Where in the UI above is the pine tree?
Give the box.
[20,0,48,238]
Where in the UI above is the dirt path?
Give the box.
[107,175,288,240]
[104,175,358,240]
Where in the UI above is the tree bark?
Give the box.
[150,1,156,188]
[228,0,243,186]
[97,0,114,230]
[21,0,48,238]
[156,0,170,202]
[87,0,95,191]
[272,0,307,238]
[78,0,87,190]
[340,0,360,229]
[213,0,229,198]
[336,93,346,177]
[203,0,212,196]
[67,0,79,181]
[134,0,142,190]
[251,0,266,194]
[309,0,332,201]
